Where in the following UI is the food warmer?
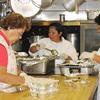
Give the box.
[18,56,55,75]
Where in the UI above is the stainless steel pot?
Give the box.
[32,0,54,9]
[19,57,55,74]
[41,0,54,8]
[63,0,85,11]
[66,33,79,52]
[28,35,44,43]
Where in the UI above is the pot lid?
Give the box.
[10,0,41,17]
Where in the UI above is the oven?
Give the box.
[80,21,100,53]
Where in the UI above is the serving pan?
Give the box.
[19,56,55,75]
[58,63,95,76]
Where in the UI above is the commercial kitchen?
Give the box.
[0,0,100,100]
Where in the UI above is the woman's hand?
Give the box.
[79,51,96,60]
[29,43,45,53]
[20,72,34,87]
[29,45,39,53]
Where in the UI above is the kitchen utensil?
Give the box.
[63,0,84,11]
[19,56,55,74]
[66,33,79,53]
[10,0,41,17]
[45,48,58,56]
[58,64,95,76]
[41,0,54,9]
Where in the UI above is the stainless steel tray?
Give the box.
[58,63,94,68]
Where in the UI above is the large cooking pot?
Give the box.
[10,0,41,17]
[41,0,54,8]
[66,33,79,52]
[31,0,54,9]
[63,0,85,11]
[28,35,44,44]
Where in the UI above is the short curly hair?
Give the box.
[0,13,27,30]
[94,14,100,25]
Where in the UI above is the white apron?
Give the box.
[0,34,18,93]
[95,64,100,100]
[0,35,17,75]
